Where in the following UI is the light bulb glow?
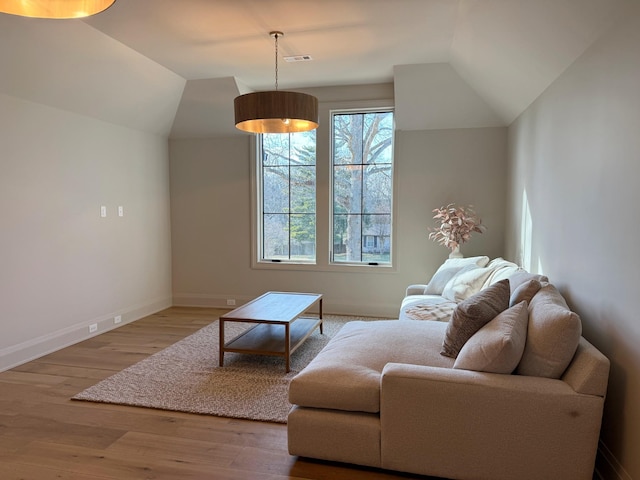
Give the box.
[0,0,116,19]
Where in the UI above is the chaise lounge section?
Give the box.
[288,258,610,480]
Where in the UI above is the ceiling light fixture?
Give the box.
[0,0,115,19]
[234,31,318,134]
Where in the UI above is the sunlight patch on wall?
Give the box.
[520,189,533,271]
[537,257,544,276]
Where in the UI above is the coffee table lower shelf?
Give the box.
[221,317,321,372]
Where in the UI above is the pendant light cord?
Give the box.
[274,32,279,91]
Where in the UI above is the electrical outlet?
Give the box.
[100,206,107,217]
[114,315,122,324]
[118,206,124,217]
[226,299,236,306]
[89,323,98,333]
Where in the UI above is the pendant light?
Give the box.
[234,31,318,134]
[0,0,115,18]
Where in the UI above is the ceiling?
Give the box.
[85,0,457,88]
[0,0,630,137]
[83,0,627,135]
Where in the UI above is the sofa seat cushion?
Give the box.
[400,295,457,321]
[289,320,453,413]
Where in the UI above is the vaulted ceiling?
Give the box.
[0,0,630,138]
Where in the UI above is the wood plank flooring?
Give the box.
[0,307,436,480]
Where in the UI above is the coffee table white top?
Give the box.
[220,291,322,323]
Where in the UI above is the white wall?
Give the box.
[506,3,640,478]
[169,125,507,317]
[0,94,173,371]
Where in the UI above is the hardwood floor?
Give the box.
[0,307,436,480]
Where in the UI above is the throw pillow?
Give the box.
[508,271,549,292]
[454,301,529,374]
[442,265,494,302]
[516,284,582,378]
[424,267,464,295]
[424,256,490,295]
[441,279,511,358]
[481,258,522,289]
[509,278,542,307]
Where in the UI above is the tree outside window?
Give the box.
[260,131,316,262]
[332,110,394,264]
[256,107,394,268]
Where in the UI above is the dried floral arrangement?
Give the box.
[428,203,486,251]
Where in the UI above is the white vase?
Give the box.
[449,245,463,259]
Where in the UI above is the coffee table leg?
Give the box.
[319,298,323,334]
[219,318,225,367]
[285,323,291,373]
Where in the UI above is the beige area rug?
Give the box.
[73,315,379,423]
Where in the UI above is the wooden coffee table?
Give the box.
[219,291,323,372]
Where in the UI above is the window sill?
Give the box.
[252,260,396,274]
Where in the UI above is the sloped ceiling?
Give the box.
[0,15,185,136]
[170,77,243,138]
[0,0,631,137]
[449,0,629,122]
[394,63,504,130]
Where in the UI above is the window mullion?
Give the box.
[288,137,292,260]
[360,113,365,261]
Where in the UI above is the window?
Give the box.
[254,106,394,269]
[258,131,316,262]
[331,110,394,265]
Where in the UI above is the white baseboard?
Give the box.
[172,292,399,318]
[595,440,633,480]
[0,296,172,373]
[172,292,252,309]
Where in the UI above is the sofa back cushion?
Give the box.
[516,284,582,378]
[441,279,511,358]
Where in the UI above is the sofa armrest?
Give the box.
[405,284,428,296]
[380,363,604,480]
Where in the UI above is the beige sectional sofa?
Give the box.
[399,256,526,321]
[288,257,610,480]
